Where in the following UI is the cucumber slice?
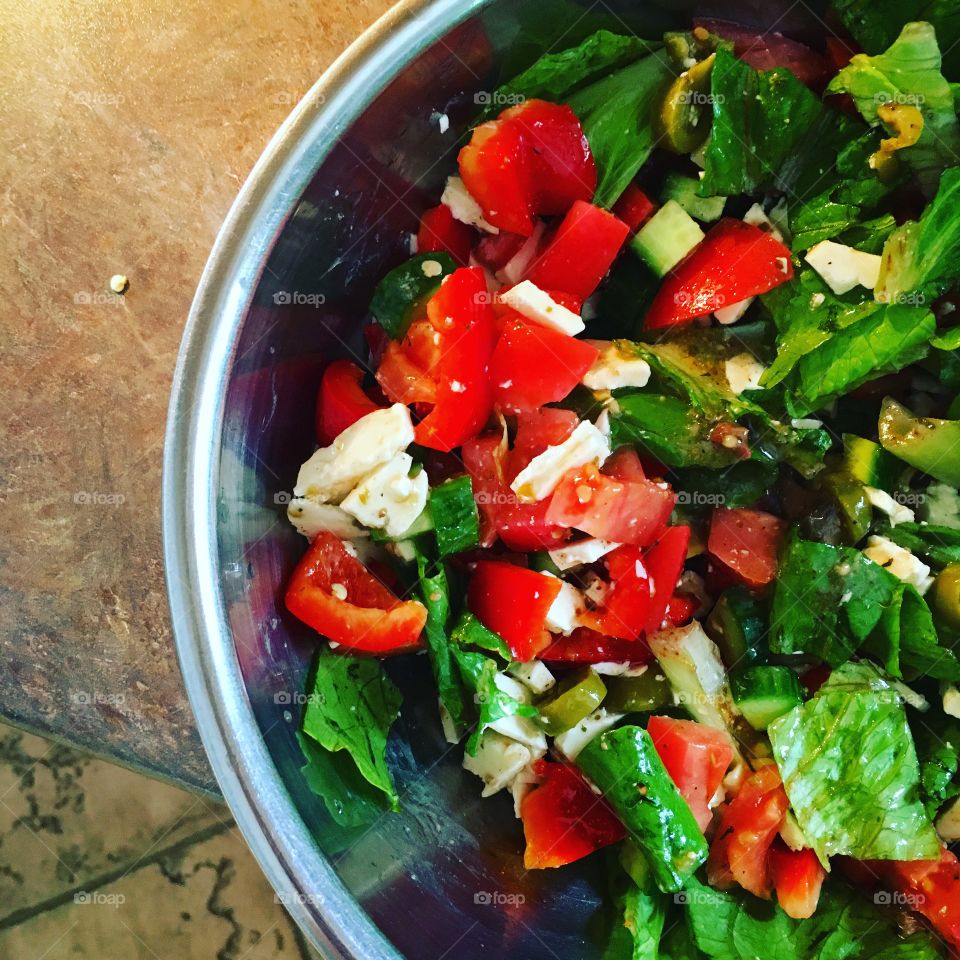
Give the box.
[705,587,766,669]
[537,668,607,735]
[661,173,726,223]
[630,200,705,277]
[369,507,434,543]
[604,669,672,714]
[730,666,803,730]
[842,433,903,491]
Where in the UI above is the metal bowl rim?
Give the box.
[161,1,488,955]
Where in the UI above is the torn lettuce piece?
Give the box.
[769,661,940,863]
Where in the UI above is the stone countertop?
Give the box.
[0,0,394,793]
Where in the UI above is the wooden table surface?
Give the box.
[0,0,394,793]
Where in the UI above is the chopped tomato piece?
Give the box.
[462,433,505,547]
[315,360,383,445]
[498,499,571,552]
[613,183,656,233]
[665,593,697,626]
[468,560,561,661]
[285,533,426,653]
[644,526,691,635]
[489,318,599,413]
[540,628,654,664]
[769,843,826,920]
[458,99,595,236]
[547,463,674,547]
[644,219,793,329]
[708,764,789,898]
[474,231,528,272]
[581,545,652,641]
[417,204,474,265]
[521,759,626,868]
[525,201,629,300]
[375,319,440,406]
[602,447,646,482]
[708,508,785,588]
[414,267,497,451]
[648,715,733,832]
[505,408,580,481]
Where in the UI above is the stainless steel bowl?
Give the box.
[163,0,810,954]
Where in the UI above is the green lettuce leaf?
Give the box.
[301,647,403,809]
[879,521,960,569]
[453,648,537,755]
[875,166,960,305]
[769,536,960,680]
[826,22,960,197]
[478,30,657,122]
[683,874,944,959]
[568,54,675,207]
[603,881,668,960]
[833,0,960,81]
[769,661,940,862]
[913,716,960,818]
[700,47,823,197]
[450,610,511,660]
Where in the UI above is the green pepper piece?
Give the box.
[705,587,767,669]
[820,468,872,545]
[537,668,606,735]
[576,726,708,893]
[931,564,960,632]
[879,397,960,487]
[369,252,457,339]
[657,54,715,154]
[604,669,672,714]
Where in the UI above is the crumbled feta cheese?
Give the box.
[724,353,766,395]
[507,660,556,696]
[488,673,548,753]
[742,202,784,242]
[463,731,534,797]
[790,418,823,430]
[441,176,499,234]
[865,486,915,526]
[286,499,368,539]
[340,452,428,537]
[591,662,649,677]
[944,685,960,719]
[804,240,881,296]
[548,537,620,571]
[863,535,934,594]
[294,404,415,504]
[595,408,611,438]
[582,343,651,390]
[554,709,624,760]
[499,280,585,336]
[714,297,754,325]
[543,576,587,636]
[582,572,609,606]
[511,765,541,818]
[511,420,610,502]
[937,796,960,841]
[437,112,450,134]
[384,540,417,563]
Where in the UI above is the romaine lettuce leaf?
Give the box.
[769,661,940,862]
[875,166,960,305]
[913,716,960,818]
[700,47,823,197]
[301,647,403,809]
[602,880,668,960]
[769,536,960,680]
[568,54,675,207]
[683,874,944,959]
[826,22,960,197]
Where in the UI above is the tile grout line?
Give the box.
[0,819,236,931]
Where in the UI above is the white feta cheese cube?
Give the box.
[937,796,960,841]
[742,202,784,242]
[463,731,534,797]
[865,486,915,526]
[499,280,585,336]
[714,297,754,325]
[724,353,766,395]
[511,765,541,818]
[863,535,934,594]
[944,685,960,720]
[582,343,651,390]
[286,498,368,540]
[507,659,556,696]
[554,708,624,760]
[804,240,882,296]
[543,576,587,636]
[340,453,428,538]
[441,176,499,233]
[510,420,611,502]
[294,403,414,504]
[548,537,620,571]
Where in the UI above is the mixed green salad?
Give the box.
[281,6,960,957]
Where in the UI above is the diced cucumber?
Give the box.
[537,668,607,735]
[369,506,434,543]
[630,200,704,277]
[730,666,803,730]
[661,173,726,223]
[842,433,903,492]
[819,468,871,545]
[705,587,767,669]
[604,669,672,714]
